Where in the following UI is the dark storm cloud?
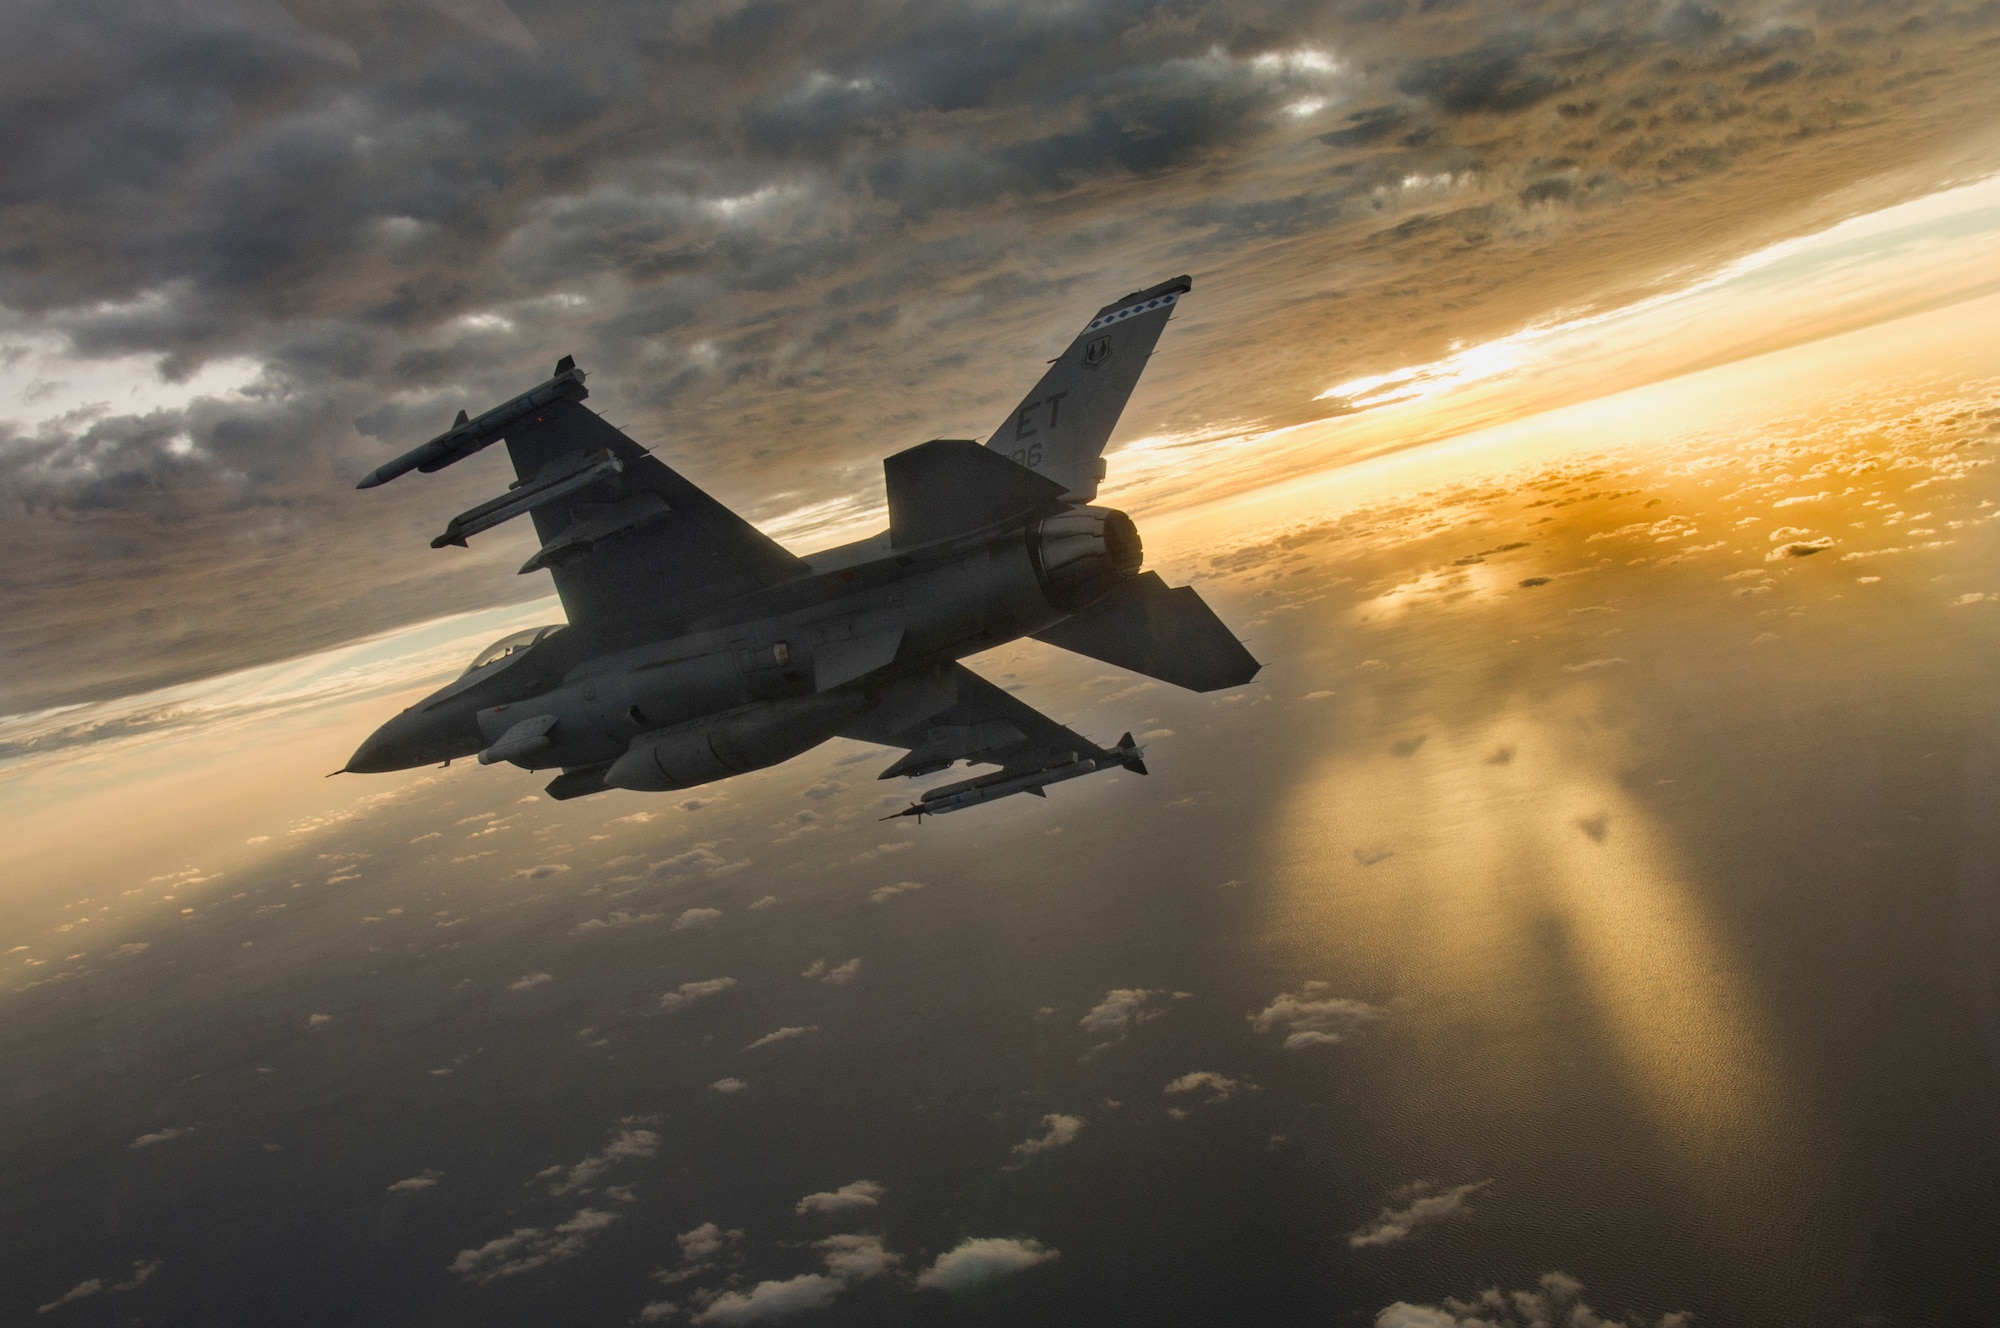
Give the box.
[1395,38,1560,115]
[7,0,2000,711]
[1319,104,1411,147]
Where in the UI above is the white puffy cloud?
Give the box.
[693,1273,843,1324]
[852,841,915,864]
[448,1208,619,1285]
[815,1233,899,1282]
[1375,1271,1690,1327]
[1377,1308,1462,1328]
[1078,988,1169,1035]
[709,1077,748,1093]
[1349,1179,1492,1248]
[657,1221,744,1286]
[795,1179,883,1214]
[915,1237,1059,1292]
[1250,981,1389,1050]
[679,1222,737,1262]
[743,1025,817,1052]
[659,977,736,1012]
[35,1260,160,1314]
[129,1126,192,1148]
[691,1233,897,1323]
[868,881,925,903]
[652,844,750,879]
[1008,1114,1083,1164]
[539,1119,661,1196]
[807,957,861,986]
[674,907,723,931]
[509,972,552,991]
[512,863,571,880]
[1164,1071,1242,1104]
[576,909,662,932]
[386,1169,443,1193]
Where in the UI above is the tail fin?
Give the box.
[988,276,1190,502]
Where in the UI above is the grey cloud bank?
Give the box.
[6,0,2000,711]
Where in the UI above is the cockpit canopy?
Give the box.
[466,624,563,674]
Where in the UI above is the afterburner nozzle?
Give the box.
[1027,506,1142,612]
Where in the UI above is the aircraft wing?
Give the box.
[498,401,807,626]
[362,359,807,628]
[837,663,1117,780]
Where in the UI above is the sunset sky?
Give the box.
[8,0,2000,713]
[7,2,2000,1325]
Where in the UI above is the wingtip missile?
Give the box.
[355,356,588,489]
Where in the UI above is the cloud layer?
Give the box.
[1376,1271,1690,1327]
[1349,1179,1493,1248]
[7,0,1999,710]
[1251,981,1388,1049]
[915,1236,1059,1292]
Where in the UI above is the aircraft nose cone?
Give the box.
[346,702,489,773]
[345,710,430,774]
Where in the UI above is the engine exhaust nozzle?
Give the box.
[1028,506,1142,612]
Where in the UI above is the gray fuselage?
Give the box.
[344,506,1138,786]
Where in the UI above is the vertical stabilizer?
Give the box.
[986,276,1190,502]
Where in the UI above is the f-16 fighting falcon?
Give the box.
[343,277,1259,818]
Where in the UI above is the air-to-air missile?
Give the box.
[341,275,1261,817]
[884,735,1148,820]
[356,356,588,490]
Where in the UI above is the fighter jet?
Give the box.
[343,276,1258,817]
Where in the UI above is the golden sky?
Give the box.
[9,156,2000,953]
[8,121,2000,1324]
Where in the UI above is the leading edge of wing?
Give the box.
[500,399,808,626]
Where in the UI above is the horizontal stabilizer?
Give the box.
[1035,572,1259,693]
[884,438,1069,549]
[834,663,1111,781]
